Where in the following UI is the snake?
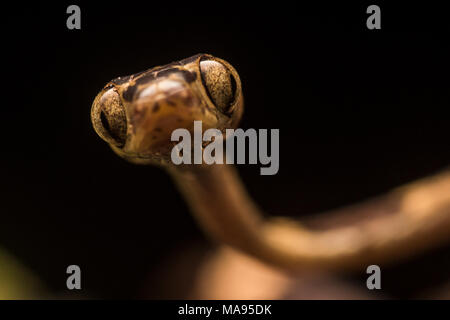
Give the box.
[91,53,450,273]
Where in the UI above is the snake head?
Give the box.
[91,54,244,165]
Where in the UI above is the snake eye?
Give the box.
[91,87,127,147]
[200,58,236,113]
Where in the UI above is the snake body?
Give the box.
[91,54,450,273]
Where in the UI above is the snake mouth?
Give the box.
[91,87,128,148]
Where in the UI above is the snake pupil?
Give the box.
[92,88,127,147]
[100,111,111,134]
[230,72,237,101]
[101,105,127,147]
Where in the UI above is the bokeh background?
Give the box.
[1,1,449,298]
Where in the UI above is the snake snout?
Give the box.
[128,78,209,152]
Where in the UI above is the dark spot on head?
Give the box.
[123,84,137,101]
[152,103,160,113]
[154,127,162,132]
[179,70,197,83]
[135,72,157,85]
[166,99,176,107]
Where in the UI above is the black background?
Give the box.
[1,1,449,298]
